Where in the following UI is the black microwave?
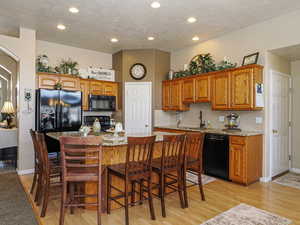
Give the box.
[88,95,116,111]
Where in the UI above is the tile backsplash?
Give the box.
[155,103,264,131]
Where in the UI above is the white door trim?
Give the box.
[269,69,292,177]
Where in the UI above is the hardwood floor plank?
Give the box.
[19,174,300,225]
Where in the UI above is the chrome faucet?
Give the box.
[199,110,206,129]
[176,119,181,128]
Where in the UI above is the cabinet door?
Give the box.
[103,82,117,96]
[170,81,181,110]
[162,82,171,111]
[80,80,90,111]
[229,144,245,183]
[90,81,104,95]
[211,73,230,110]
[231,69,253,109]
[38,74,60,89]
[60,76,79,91]
[195,75,211,102]
[182,78,195,103]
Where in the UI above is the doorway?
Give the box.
[0,48,18,173]
[269,70,291,177]
[124,82,152,134]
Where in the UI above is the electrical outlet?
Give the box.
[256,117,263,124]
[219,116,225,122]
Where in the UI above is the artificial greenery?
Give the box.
[36,55,53,72]
[171,54,237,80]
[55,58,79,75]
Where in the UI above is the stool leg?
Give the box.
[198,169,205,201]
[70,182,75,214]
[139,179,143,205]
[148,176,156,220]
[177,170,185,209]
[131,181,136,204]
[41,177,50,217]
[107,171,111,214]
[59,181,67,225]
[159,173,166,217]
[97,178,102,225]
[182,168,188,208]
[30,167,37,194]
[125,178,129,225]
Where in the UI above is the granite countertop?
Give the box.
[47,131,183,147]
[155,125,263,136]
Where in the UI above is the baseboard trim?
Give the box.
[290,168,300,174]
[17,169,34,175]
[260,177,272,183]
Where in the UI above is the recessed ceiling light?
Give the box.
[151,1,161,8]
[57,24,66,30]
[111,38,119,43]
[69,7,79,13]
[187,17,197,23]
[148,37,155,41]
[192,36,200,41]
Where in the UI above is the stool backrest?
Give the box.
[29,129,42,170]
[184,132,205,168]
[161,134,186,168]
[126,136,156,173]
[59,136,103,180]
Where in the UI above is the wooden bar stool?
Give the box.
[35,132,61,217]
[151,134,186,217]
[29,129,60,203]
[59,136,103,225]
[107,136,156,225]
[183,132,205,208]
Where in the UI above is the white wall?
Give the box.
[291,60,300,170]
[36,40,112,69]
[171,9,300,180]
[0,28,36,172]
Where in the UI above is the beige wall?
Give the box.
[0,28,36,172]
[267,52,291,74]
[291,60,300,169]
[36,40,112,69]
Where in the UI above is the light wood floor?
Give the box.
[19,174,300,225]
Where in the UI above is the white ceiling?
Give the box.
[1,0,300,54]
[271,44,300,61]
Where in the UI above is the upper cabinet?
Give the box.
[37,73,118,111]
[162,64,263,112]
[211,72,230,110]
[162,80,189,111]
[195,75,211,103]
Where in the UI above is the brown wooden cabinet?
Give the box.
[37,73,80,91]
[162,80,189,111]
[103,82,117,96]
[195,75,211,103]
[229,135,262,185]
[90,81,104,95]
[79,79,90,111]
[182,78,195,103]
[211,72,231,110]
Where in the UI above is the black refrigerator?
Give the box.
[36,89,82,132]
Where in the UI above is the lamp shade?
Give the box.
[1,101,15,114]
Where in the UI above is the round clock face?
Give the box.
[130,63,147,80]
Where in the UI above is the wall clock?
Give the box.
[130,63,147,80]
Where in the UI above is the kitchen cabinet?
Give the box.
[103,82,118,96]
[182,78,195,103]
[37,73,80,91]
[195,75,211,103]
[80,79,90,111]
[229,135,262,185]
[90,81,104,95]
[211,72,231,110]
[162,80,189,111]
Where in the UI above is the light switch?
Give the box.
[219,116,225,122]
[256,117,263,124]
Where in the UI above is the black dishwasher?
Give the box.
[203,134,229,180]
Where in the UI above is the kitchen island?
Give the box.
[47,131,183,211]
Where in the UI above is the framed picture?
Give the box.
[242,52,259,66]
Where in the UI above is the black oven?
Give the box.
[88,95,116,111]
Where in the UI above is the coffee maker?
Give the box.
[223,113,241,131]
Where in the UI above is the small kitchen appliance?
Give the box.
[223,113,241,131]
[89,95,116,111]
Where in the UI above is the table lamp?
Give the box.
[1,101,15,128]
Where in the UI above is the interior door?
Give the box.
[125,82,152,134]
[270,70,291,177]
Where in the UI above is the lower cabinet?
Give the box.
[229,135,262,185]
